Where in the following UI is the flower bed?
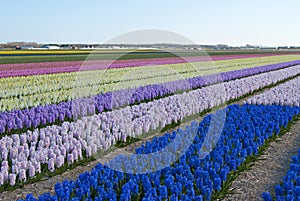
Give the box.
[1,65,300,190]
[1,55,299,112]
[1,61,300,136]
[0,53,293,78]
[18,104,300,200]
[248,76,300,106]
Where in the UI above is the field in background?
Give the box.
[1,49,299,64]
[1,50,300,201]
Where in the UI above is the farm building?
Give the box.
[41,44,60,50]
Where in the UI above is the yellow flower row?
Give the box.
[0,50,134,55]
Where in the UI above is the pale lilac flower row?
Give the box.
[0,65,300,186]
[247,76,300,106]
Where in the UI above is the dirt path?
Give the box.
[224,120,300,201]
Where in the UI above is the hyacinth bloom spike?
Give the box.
[9,173,16,186]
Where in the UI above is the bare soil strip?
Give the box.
[223,120,300,201]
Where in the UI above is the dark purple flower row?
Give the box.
[0,60,300,135]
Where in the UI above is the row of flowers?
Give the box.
[2,54,279,99]
[1,60,300,136]
[247,76,300,106]
[1,55,299,112]
[0,53,292,78]
[0,66,299,187]
[2,55,297,98]
[262,149,300,201]
[18,104,300,200]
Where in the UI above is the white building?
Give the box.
[41,45,60,50]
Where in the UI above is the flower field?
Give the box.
[1,51,300,200]
[19,104,300,201]
[1,53,298,77]
[1,60,300,136]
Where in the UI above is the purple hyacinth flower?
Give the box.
[0,172,4,185]
[67,154,74,165]
[28,165,36,177]
[56,155,65,168]
[48,159,55,172]
[19,169,27,182]
[9,173,16,186]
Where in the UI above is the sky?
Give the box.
[1,0,300,46]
